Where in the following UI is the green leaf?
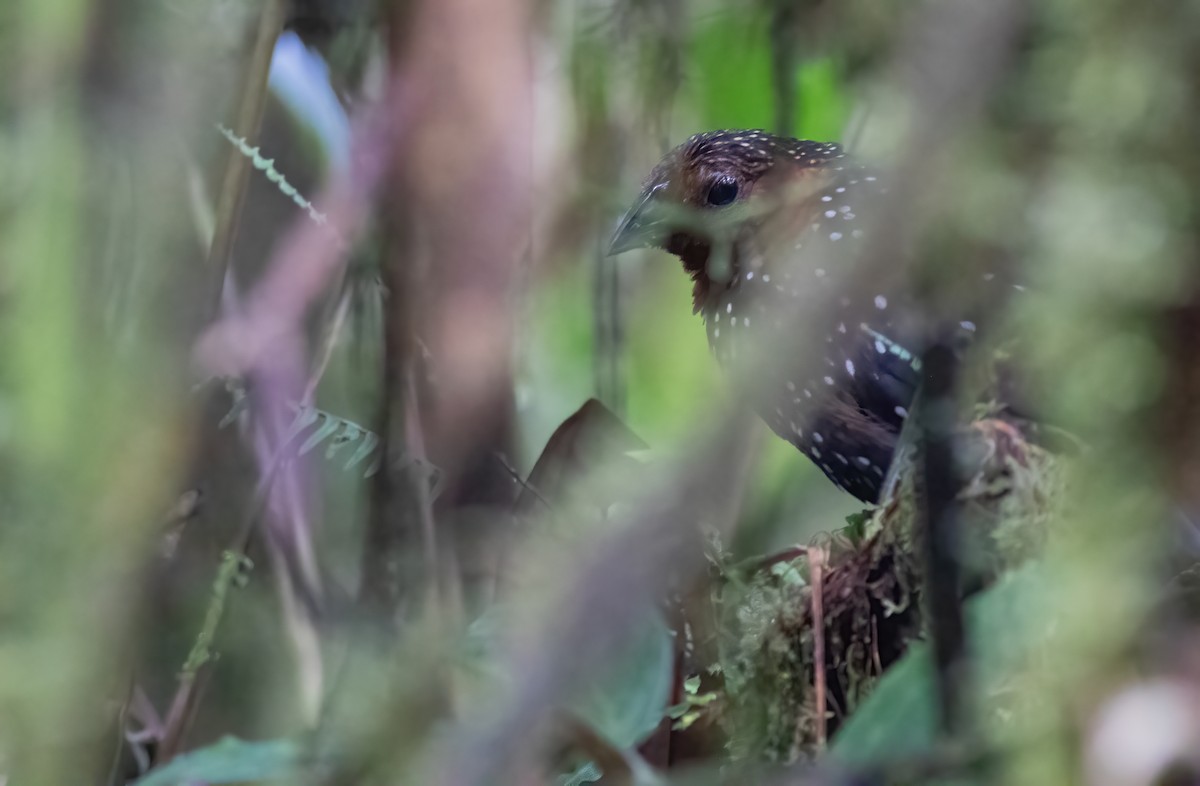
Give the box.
[133,736,303,786]
[831,564,1048,762]
[569,606,674,749]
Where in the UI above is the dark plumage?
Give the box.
[611,129,980,503]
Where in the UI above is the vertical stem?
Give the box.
[358,0,436,621]
[807,546,828,750]
[918,341,969,736]
[769,0,798,136]
[205,0,288,316]
[593,241,625,416]
[360,197,437,619]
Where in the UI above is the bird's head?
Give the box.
[609,130,847,284]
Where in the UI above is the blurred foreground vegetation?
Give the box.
[2,0,1200,785]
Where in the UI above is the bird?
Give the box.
[609,129,988,503]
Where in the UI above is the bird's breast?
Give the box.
[699,252,922,502]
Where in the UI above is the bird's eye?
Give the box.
[706,177,739,206]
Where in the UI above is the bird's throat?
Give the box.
[668,232,744,315]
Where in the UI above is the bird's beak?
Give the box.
[608,182,669,255]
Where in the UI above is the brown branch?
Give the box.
[807,545,829,751]
[204,0,288,316]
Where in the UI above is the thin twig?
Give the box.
[870,613,883,677]
[493,451,554,515]
[807,545,828,750]
[104,678,133,786]
[156,461,279,761]
[159,366,348,761]
[157,663,214,762]
[592,237,625,415]
[205,0,288,316]
[303,287,353,404]
[181,551,255,677]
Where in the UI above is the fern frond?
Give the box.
[283,401,381,476]
[216,380,440,495]
[216,124,347,248]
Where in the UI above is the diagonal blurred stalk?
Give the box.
[205,0,288,316]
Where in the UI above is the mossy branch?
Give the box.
[181,551,254,677]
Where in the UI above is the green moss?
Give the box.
[709,416,1065,762]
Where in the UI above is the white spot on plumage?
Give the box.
[894,405,908,418]
[874,295,888,310]
[845,359,856,376]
